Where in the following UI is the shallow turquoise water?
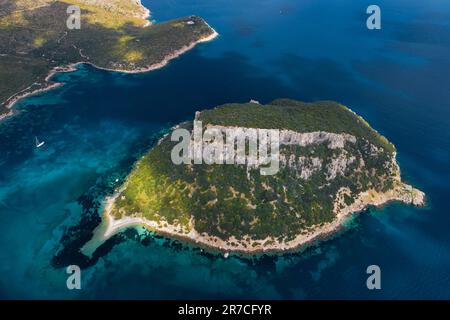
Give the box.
[0,0,449,298]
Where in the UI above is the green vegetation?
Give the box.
[113,100,400,242]
[0,0,215,115]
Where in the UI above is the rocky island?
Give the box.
[0,0,217,118]
[95,99,425,255]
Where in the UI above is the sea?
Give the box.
[0,0,449,299]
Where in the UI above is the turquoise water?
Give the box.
[0,0,449,299]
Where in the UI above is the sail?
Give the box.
[35,136,45,148]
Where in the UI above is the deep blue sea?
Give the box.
[0,0,449,299]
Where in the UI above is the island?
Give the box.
[93,99,425,255]
[0,0,218,119]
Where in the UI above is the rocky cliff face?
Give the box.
[198,124,397,190]
[280,130,356,148]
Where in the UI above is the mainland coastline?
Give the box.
[0,1,218,120]
[1,27,218,120]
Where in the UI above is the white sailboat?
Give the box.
[35,136,45,148]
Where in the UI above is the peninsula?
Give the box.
[93,99,425,255]
[0,0,218,118]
